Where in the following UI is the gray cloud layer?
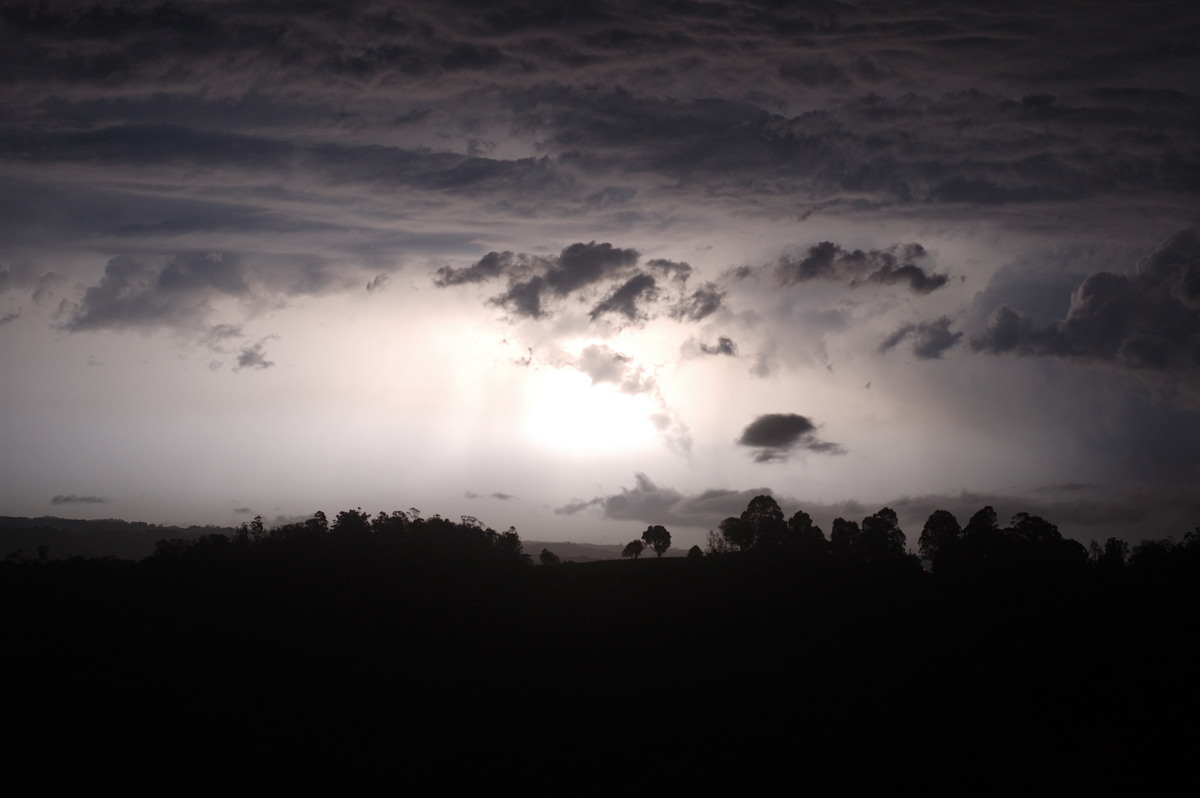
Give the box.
[972,228,1200,380]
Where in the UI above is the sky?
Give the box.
[2,0,1199,550]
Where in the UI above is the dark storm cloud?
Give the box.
[434,251,519,287]
[879,317,963,360]
[737,413,844,462]
[589,272,657,322]
[971,228,1200,378]
[776,242,948,294]
[64,252,249,333]
[700,337,738,357]
[646,258,692,282]
[484,242,639,319]
[51,494,108,505]
[234,341,274,371]
[670,283,725,322]
[555,472,784,530]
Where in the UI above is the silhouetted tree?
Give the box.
[332,508,371,538]
[743,495,787,548]
[642,525,671,557]
[919,509,961,565]
[687,545,703,559]
[786,510,826,552]
[622,540,645,559]
[1094,537,1129,574]
[718,516,754,552]
[539,548,561,566]
[830,518,860,557]
[858,508,906,563]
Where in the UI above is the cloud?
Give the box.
[434,251,518,287]
[0,310,18,327]
[700,337,738,356]
[555,472,781,530]
[366,274,391,293]
[589,272,658,322]
[670,283,725,322]
[556,476,1200,546]
[486,241,640,319]
[51,494,109,505]
[776,242,948,294]
[879,317,963,359]
[971,228,1200,380]
[465,491,515,501]
[737,413,844,462]
[577,344,654,395]
[235,341,274,371]
[64,252,249,333]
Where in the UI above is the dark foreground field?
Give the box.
[6,544,1198,794]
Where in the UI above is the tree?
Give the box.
[919,510,961,564]
[622,539,645,559]
[830,518,860,557]
[742,495,787,549]
[641,525,671,557]
[687,545,703,559]
[539,548,561,566]
[859,508,906,563]
[786,510,826,551]
[718,516,755,552]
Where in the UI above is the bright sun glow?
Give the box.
[520,369,659,457]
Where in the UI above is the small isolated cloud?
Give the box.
[737,413,844,462]
[465,491,515,501]
[366,274,390,293]
[51,494,109,505]
[970,228,1200,383]
[879,316,963,359]
[776,242,948,294]
[235,341,274,371]
[0,310,19,327]
[700,336,738,356]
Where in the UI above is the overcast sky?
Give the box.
[2,0,1199,549]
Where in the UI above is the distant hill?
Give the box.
[0,516,238,561]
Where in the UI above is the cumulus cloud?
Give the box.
[775,242,948,294]
[577,344,654,395]
[971,228,1200,379]
[589,272,658,322]
[737,413,844,462]
[879,317,963,359]
[63,252,249,333]
[51,494,109,505]
[487,241,640,319]
[434,251,519,287]
[670,283,725,322]
[235,341,274,371]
